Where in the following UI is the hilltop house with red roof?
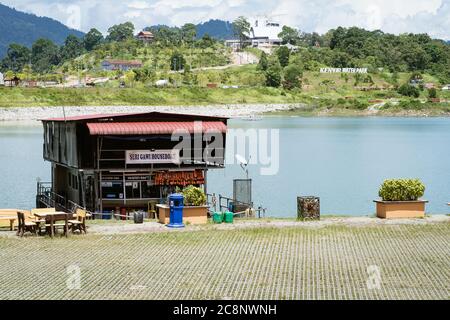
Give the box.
[137,30,154,44]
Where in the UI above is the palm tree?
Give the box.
[233,16,250,51]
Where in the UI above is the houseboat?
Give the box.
[37,112,228,215]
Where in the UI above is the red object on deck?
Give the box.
[120,208,127,221]
[86,121,227,135]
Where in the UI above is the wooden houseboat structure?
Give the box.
[36,112,228,216]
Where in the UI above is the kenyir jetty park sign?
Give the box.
[320,68,368,74]
[126,150,181,165]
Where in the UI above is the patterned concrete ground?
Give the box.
[0,222,449,300]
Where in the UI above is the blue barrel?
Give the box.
[167,193,185,228]
[102,210,112,220]
[228,202,235,213]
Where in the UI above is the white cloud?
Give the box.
[124,11,142,19]
[128,1,150,10]
[0,0,448,39]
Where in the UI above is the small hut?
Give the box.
[4,75,20,87]
[137,31,155,44]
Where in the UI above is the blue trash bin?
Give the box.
[167,193,185,228]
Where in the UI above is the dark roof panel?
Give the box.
[41,111,229,122]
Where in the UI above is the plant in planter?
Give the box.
[182,185,207,206]
[375,179,427,219]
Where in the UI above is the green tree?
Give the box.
[1,43,31,72]
[283,64,303,90]
[149,26,181,46]
[265,59,282,87]
[233,16,250,50]
[197,34,215,49]
[329,26,346,49]
[31,38,60,73]
[124,70,136,87]
[276,46,290,67]
[331,51,352,68]
[257,51,269,71]
[181,23,197,43]
[278,26,300,45]
[83,28,104,51]
[133,66,155,83]
[170,51,186,71]
[428,87,438,99]
[107,22,135,42]
[21,64,33,81]
[60,35,84,61]
[398,83,420,98]
[391,71,399,85]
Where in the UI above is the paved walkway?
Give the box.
[0,218,448,300]
[86,215,450,235]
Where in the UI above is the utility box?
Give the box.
[233,179,252,212]
[297,196,320,221]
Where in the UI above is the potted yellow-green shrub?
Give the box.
[180,185,208,225]
[374,179,427,219]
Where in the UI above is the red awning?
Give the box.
[86,121,227,135]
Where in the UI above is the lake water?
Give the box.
[0,117,449,217]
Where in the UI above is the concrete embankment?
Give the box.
[0,104,307,121]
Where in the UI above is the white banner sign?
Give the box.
[320,67,368,74]
[126,150,180,165]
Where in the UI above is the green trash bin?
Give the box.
[224,211,234,224]
[213,212,224,224]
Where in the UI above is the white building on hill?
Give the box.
[0,72,4,86]
[246,16,283,47]
[225,15,284,49]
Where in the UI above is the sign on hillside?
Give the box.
[320,68,368,74]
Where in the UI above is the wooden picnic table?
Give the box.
[34,211,73,238]
[0,215,17,231]
[0,209,30,231]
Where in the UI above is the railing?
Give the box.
[206,193,267,218]
[36,183,99,220]
[67,200,96,219]
[36,182,67,211]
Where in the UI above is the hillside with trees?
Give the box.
[277,26,450,83]
[195,19,235,39]
[0,3,84,58]
[1,21,231,81]
[0,15,449,115]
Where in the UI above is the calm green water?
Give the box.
[0,117,449,216]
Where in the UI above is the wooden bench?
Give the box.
[0,209,31,231]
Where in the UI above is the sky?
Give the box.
[2,0,449,39]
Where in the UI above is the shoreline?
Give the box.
[0,104,305,121]
[1,103,449,121]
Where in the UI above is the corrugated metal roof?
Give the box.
[87,121,227,135]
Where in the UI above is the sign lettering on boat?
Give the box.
[125,150,180,164]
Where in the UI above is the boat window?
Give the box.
[142,181,161,198]
[102,181,124,199]
[125,181,141,199]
